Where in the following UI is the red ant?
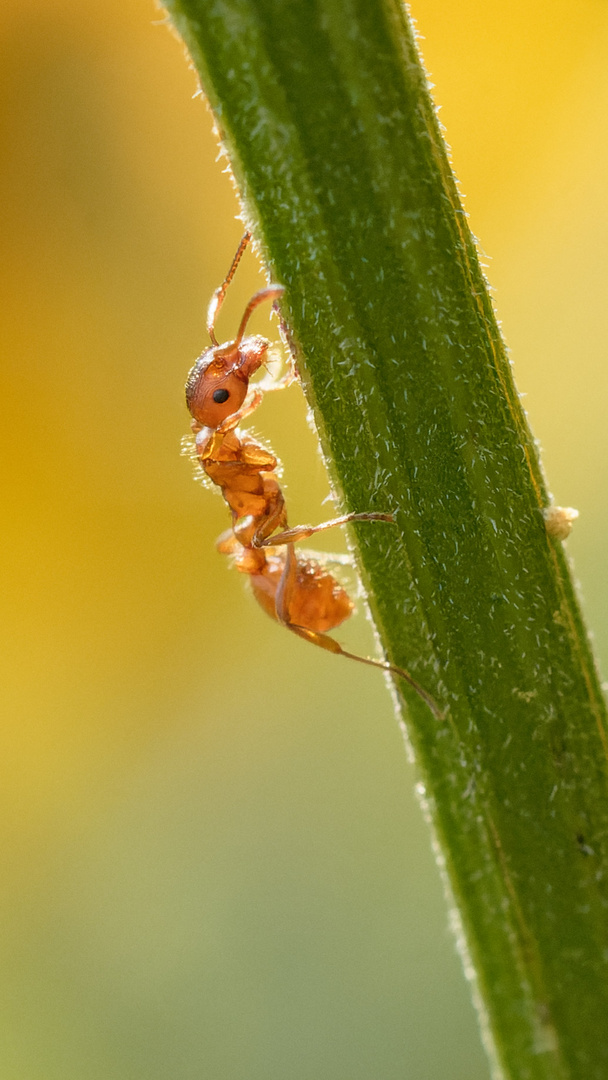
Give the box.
[185,234,441,718]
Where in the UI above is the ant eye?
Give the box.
[213,388,230,404]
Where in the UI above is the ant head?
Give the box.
[186,267,284,429]
[185,335,270,428]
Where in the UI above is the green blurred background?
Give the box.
[1,1,607,1077]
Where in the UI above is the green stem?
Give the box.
[162,1,608,1076]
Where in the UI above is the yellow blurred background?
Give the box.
[1,1,607,1077]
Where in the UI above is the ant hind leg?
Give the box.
[285,622,443,720]
[274,544,443,719]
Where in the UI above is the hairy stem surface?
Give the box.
[163,1,608,1076]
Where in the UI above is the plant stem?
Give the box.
[162,0,608,1075]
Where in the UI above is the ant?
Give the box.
[184,233,441,718]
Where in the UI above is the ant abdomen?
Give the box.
[246,552,354,633]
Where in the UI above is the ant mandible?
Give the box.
[185,233,441,718]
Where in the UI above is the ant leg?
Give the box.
[216,528,240,554]
[275,304,301,382]
[244,494,289,548]
[197,390,265,461]
[255,368,298,394]
[216,389,264,434]
[256,512,394,548]
[293,626,444,719]
[274,546,443,720]
[295,549,356,568]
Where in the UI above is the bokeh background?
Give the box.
[1,1,607,1077]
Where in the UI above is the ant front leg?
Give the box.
[216,528,240,554]
[255,369,297,394]
[274,545,443,720]
[255,511,394,548]
[255,339,298,396]
[216,389,264,434]
[196,390,265,461]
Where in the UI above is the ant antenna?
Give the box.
[207,231,251,345]
[235,285,285,347]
